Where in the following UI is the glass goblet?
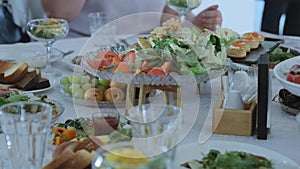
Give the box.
[166,0,201,24]
[26,18,69,77]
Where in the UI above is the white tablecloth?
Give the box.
[0,37,299,167]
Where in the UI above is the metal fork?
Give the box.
[52,48,75,57]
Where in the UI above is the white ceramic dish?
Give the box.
[21,80,53,93]
[273,56,300,96]
[49,98,65,123]
[62,52,83,71]
[174,140,300,169]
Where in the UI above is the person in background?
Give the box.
[0,0,46,43]
[261,0,300,36]
[41,0,222,38]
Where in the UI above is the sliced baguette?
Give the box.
[32,78,50,90]
[0,61,14,74]
[59,149,95,169]
[0,61,14,82]
[15,67,39,91]
[52,141,79,159]
[42,148,75,169]
[74,136,104,153]
[2,62,28,83]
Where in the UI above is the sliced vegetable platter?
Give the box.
[80,19,231,85]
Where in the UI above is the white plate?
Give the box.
[49,98,65,123]
[21,80,53,93]
[174,140,300,169]
[62,52,83,71]
[273,56,300,96]
[0,43,63,68]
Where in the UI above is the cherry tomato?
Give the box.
[293,75,300,84]
[287,73,294,82]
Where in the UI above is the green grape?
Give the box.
[69,84,81,94]
[69,75,81,84]
[68,75,73,82]
[60,76,70,85]
[90,78,99,87]
[82,83,92,91]
[98,79,110,87]
[81,75,90,84]
[63,84,71,94]
[97,85,107,93]
[72,88,85,99]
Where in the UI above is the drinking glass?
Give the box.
[127,103,182,167]
[0,101,53,169]
[166,0,201,24]
[26,18,69,77]
[92,110,120,136]
[88,12,117,36]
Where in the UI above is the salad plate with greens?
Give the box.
[0,90,65,132]
[174,140,299,169]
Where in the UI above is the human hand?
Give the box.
[193,5,222,31]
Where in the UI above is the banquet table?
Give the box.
[0,37,300,168]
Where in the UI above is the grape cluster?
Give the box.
[60,74,110,99]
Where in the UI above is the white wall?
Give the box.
[193,0,261,34]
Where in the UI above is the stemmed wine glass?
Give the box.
[26,18,69,77]
[166,0,201,24]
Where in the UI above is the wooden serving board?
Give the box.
[230,41,281,65]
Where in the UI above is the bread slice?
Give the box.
[32,78,51,90]
[35,68,42,79]
[74,136,104,153]
[15,67,39,91]
[1,62,28,83]
[0,61,14,82]
[0,61,14,74]
[59,149,95,169]
[52,141,79,159]
[42,148,75,169]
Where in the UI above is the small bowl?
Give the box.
[273,56,300,96]
[273,89,300,116]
